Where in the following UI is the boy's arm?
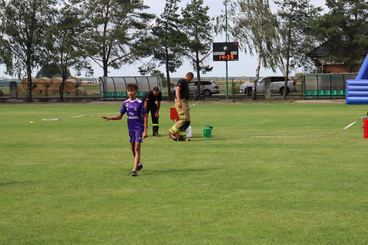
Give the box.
[102,114,123,121]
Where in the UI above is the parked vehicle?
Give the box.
[189,80,220,96]
[239,76,296,95]
[171,80,220,96]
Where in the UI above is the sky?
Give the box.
[0,0,326,79]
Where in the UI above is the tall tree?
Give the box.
[82,0,154,77]
[36,63,71,78]
[182,0,213,97]
[0,0,56,101]
[0,44,12,76]
[45,2,91,101]
[219,0,278,100]
[275,0,321,98]
[311,0,368,71]
[147,0,188,100]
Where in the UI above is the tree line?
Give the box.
[0,0,367,101]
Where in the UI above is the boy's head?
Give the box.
[127,83,138,98]
[127,83,138,91]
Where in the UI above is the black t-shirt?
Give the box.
[146,91,162,108]
[176,79,189,99]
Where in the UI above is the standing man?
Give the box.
[144,87,162,136]
[169,72,194,141]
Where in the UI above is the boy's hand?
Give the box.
[143,130,148,138]
[102,116,109,120]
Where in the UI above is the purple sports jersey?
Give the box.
[120,98,146,132]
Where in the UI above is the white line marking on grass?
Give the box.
[343,120,358,130]
[42,118,60,121]
[97,112,116,116]
[71,115,88,118]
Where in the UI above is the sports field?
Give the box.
[1,101,368,244]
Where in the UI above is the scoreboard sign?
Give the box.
[213,42,239,61]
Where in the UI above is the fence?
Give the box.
[0,77,100,100]
[0,74,359,101]
[0,81,11,97]
[225,74,355,100]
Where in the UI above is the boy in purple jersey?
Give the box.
[102,84,148,176]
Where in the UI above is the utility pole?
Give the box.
[225,0,229,100]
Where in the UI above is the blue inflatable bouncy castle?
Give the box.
[346,55,368,104]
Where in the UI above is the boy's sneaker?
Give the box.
[137,163,143,171]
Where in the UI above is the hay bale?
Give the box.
[71,87,88,96]
[48,77,61,96]
[47,87,60,96]
[36,77,50,88]
[20,77,36,90]
[63,77,81,94]
[35,77,50,95]
[49,77,62,89]
[63,80,75,94]
[73,77,81,87]
[17,86,27,96]
[32,87,43,96]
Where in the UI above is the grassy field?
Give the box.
[1,101,368,244]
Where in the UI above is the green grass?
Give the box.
[1,101,368,244]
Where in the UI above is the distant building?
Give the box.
[308,43,360,73]
[321,64,360,73]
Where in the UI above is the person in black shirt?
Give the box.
[169,72,194,141]
[144,87,162,136]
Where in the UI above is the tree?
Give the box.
[82,0,154,77]
[220,0,278,100]
[311,0,368,71]
[182,0,214,97]
[0,0,56,101]
[275,0,321,98]
[45,2,91,101]
[0,44,13,76]
[36,63,71,78]
[151,69,166,86]
[148,0,188,100]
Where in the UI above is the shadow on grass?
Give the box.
[172,136,228,142]
[0,181,37,187]
[141,166,222,176]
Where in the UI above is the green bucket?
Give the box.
[203,125,213,139]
